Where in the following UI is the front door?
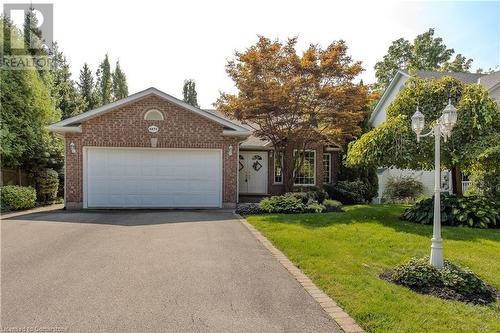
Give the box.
[239,151,268,194]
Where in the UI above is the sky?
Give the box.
[5,0,500,108]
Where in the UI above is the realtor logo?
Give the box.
[3,3,53,51]
[2,3,54,70]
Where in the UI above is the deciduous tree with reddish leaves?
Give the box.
[216,36,367,191]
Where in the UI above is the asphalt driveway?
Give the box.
[1,209,340,332]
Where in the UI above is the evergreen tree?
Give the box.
[51,43,85,119]
[78,63,97,111]
[182,79,199,107]
[112,60,129,100]
[1,19,62,171]
[95,54,113,106]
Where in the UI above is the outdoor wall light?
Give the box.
[69,142,76,154]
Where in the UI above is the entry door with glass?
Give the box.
[238,151,268,194]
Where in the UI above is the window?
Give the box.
[144,109,164,120]
[294,150,315,185]
[274,151,283,184]
[323,153,331,184]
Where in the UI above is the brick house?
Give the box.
[49,87,339,209]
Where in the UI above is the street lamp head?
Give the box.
[441,99,458,132]
[411,107,425,139]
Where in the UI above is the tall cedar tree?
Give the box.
[216,36,367,191]
[112,61,129,100]
[374,29,473,88]
[96,54,113,106]
[0,19,62,171]
[182,79,199,107]
[78,63,97,111]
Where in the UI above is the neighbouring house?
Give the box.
[48,87,339,209]
[369,70,500,203]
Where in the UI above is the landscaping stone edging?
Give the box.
[236,214,365,333]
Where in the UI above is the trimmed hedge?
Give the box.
[0,185,37,210]
[34,168,59,202]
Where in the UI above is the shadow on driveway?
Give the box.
[3,209,237,226]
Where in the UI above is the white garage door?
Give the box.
[84,148,222,208]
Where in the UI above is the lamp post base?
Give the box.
[430,238,444,269]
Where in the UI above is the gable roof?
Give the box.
[204,109,272,148]
[413,70,485,83]
[368,70,410,125]
[478,70,500,91]
[48,87,251,136]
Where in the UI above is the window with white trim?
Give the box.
[323,153,331,184]
[274,151,283,184]
[144,109,164,120]
[294,150,315,185]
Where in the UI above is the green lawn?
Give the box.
[246,205,500,333]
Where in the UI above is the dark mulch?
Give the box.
[380,270,498,305]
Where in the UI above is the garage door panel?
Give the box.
[86,148,221,208]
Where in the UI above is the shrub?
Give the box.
[0,185,36,210]
[453,196,499,228]
[34,168,59,202]
[292,186,328,204]
[337,165,378,202]
[323,199,343,212]
[402,193,498,228]
[259,194,305,214]
[324,180,366,204]
[305,202,325,213]
[387,257,496,304]
[393,257,441,288]
[383,175,424,203]
[235,203,264,215]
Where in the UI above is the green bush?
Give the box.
[393,257,441,288]
[389,257,496,304]
[402,193,498,228]
[383,175,424,203]
[305,202,325,213]
[324,180,366,204]
[453,196,499,228]
[292,186,328,204]
[337,165,378,202]
[259,194,305,213]
[0,185,36,210]
[323,199,343,212]
[34,168,59,202]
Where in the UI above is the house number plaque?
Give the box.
[148,125,159,133]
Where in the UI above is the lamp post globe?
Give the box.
[411,107,425,141]
[411,99,457,269]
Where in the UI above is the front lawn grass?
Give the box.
[246,205,500,333]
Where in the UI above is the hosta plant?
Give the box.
[401,193,498,228]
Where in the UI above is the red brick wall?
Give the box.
[64,95,239,208]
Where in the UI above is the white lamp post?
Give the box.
[411,99,457,269]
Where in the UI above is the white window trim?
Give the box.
[293,149,316,186]
[144,109,164,121]
[273,151,284,184]
[323,153,331,184]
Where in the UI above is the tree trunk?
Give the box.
[451,166,462,196]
